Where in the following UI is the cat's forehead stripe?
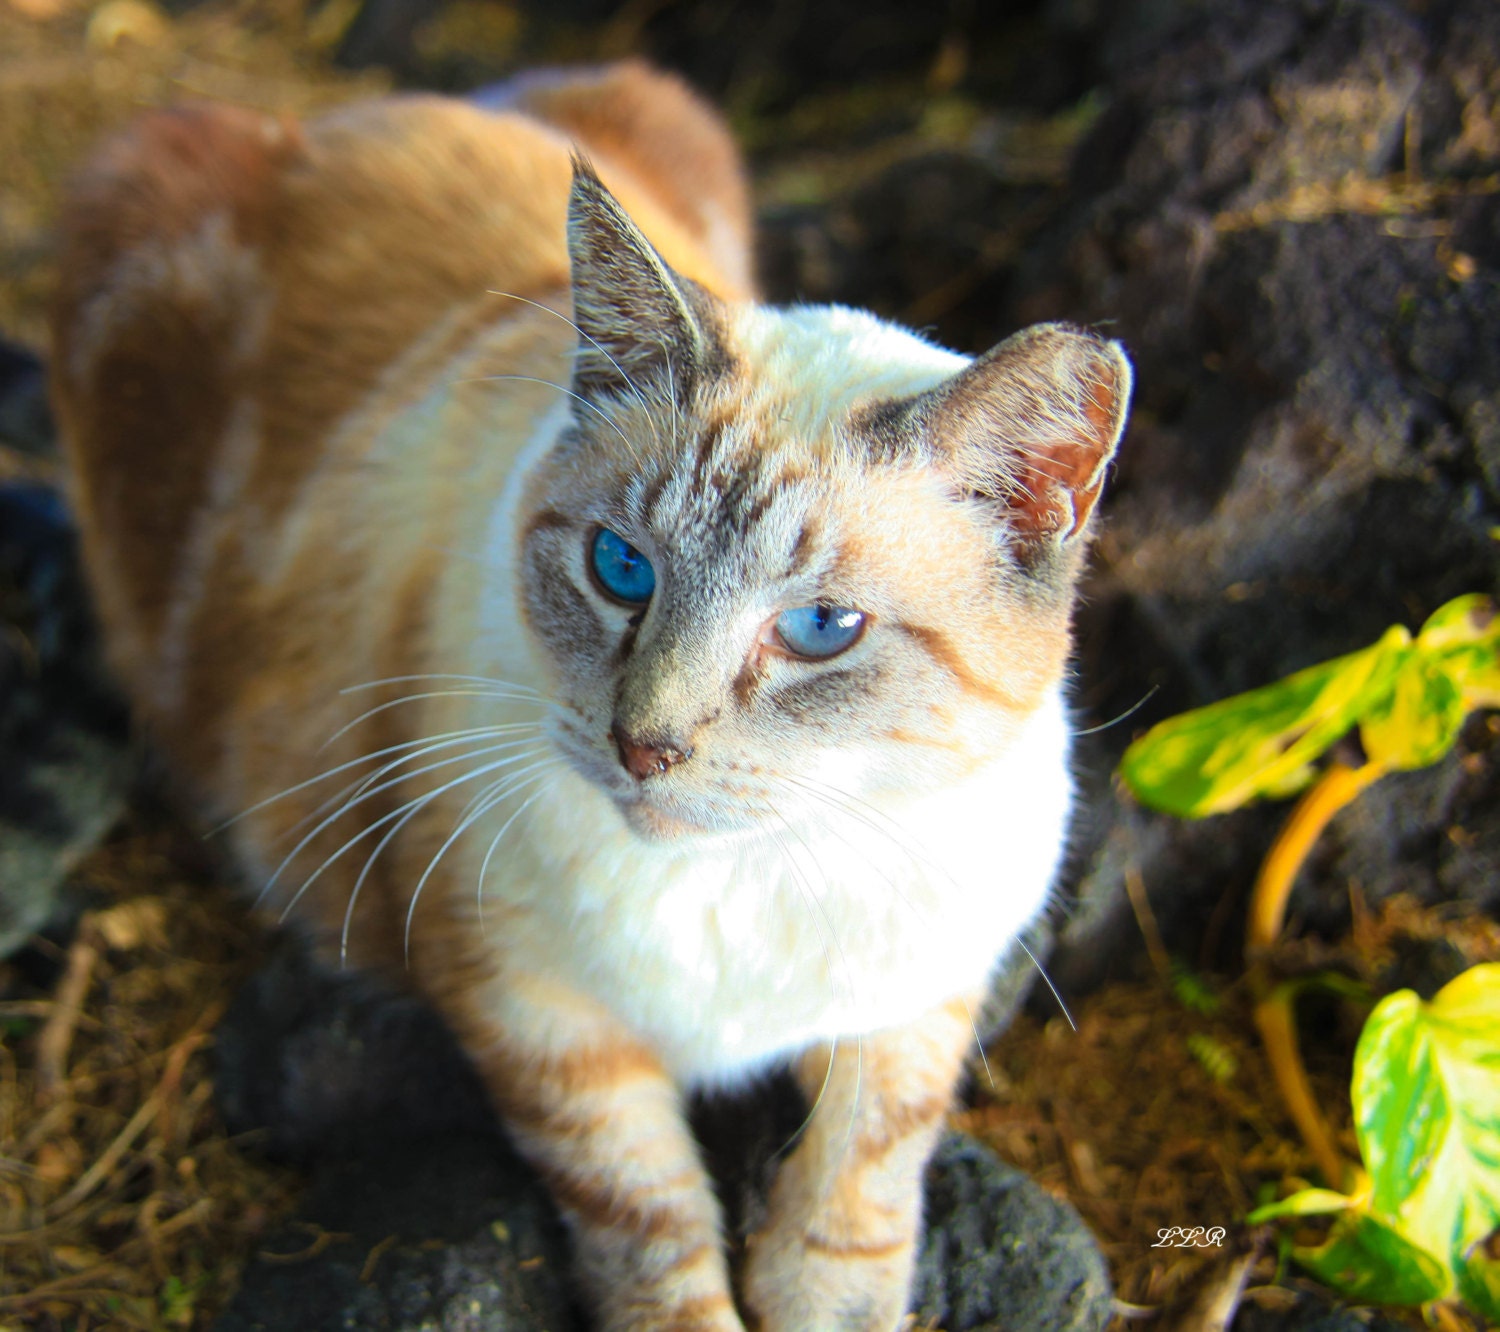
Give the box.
[787,519,821,576]
[523,507,572,544]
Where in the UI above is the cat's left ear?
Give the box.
[916,323,1131,554]
[566,158,713,402]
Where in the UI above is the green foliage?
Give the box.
[159,1273,204,1327]
[1170,962,1222,1016]
[1185,1032,1238,1084]
[1119,594,1500,817]
[1249,964,1500,1318]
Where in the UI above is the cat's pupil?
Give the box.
[775,604,866,659]
[590,527,655,604]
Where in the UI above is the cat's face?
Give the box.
[515,168,1130,841]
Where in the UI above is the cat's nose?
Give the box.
[612,723,690,780]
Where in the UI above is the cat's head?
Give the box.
[517,164,1130,842]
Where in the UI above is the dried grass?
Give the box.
[0,823,298,1329]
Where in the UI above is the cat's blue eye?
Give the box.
[774,604,866,659]
[590,527,656,604]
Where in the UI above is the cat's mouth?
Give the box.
[622,800,711,841]
[614,787,768,843]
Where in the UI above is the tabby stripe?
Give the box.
[690,417,726,490]
[653,1290,737,1331]
[890,619,1025,710]
[787,517,821,576]
[803,1232,913,1260]
[855,1091,951,1158]
[521,506,571,543]
[542,1165,700,1243]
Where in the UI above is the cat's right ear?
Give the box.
[566,158,710,403]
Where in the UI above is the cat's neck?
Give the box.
[453,686,1073,1084]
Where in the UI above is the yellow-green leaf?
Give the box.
[1256,966,1500,1315]
[1118,627,1410,817]
[1459,1239,1500,1323]
[1357,655,1466,771]
[1416,594,1500,712]
[1348,966,1500,1307]
[1118,594,1500,818]
[1247,1187,1357,1223]
[1291,1212,1450,1306]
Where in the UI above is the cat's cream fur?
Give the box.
[52,60,1130,1331]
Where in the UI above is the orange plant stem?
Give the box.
[1247,761,1385,952]
[1247,760,1384,1190]
[1253,988,1350,1190]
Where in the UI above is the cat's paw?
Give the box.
[741,1223,913,1332]
[593,1288,747,1332]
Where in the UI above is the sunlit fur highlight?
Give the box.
[52,61,1130,1332]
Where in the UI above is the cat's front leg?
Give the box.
[466,974,744,1332]
[741,997,976,1332]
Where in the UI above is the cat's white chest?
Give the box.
[474,694,1074,1087]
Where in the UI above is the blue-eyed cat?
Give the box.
[51,59,1130,1331]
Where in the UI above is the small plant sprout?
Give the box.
[1118,594,1500,1320]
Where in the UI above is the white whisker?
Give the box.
[341,672,546,698]
[785,774,1071,1050]
[273,746,550,922]
[342,725,543,808]
[404,759,559,961]
[965,1006,997,1091]
[339,791,430,967]
[212,724,521,835]
[322,687,545,749]
[258,740,548,908]
[475,767,564,933]
[776,1037,840,1163]
[263,724,541,855]
[781,774,943,881]
[1017,935,1076,1031]
[1071,685,1159,738]
[462,374,637,455]
[277,746,552,927]
[485,290,656,418]
[766,806,850,1008]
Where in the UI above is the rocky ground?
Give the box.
[2,0,1498,1329]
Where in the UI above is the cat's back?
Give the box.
[51,61,753,756]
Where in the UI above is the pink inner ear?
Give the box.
[1010,367,1122,542]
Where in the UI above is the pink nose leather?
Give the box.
[613,725,689,780]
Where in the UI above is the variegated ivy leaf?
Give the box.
[1250,965,1500,1317]
[1356,653,1465,772]
[1117,626,1409,817]
[1415,593,1500,711]
[1119,595,1500,817]
[1290,1212,1451,1307]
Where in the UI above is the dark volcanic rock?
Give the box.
[1233,1288,1414,1332]
[1,337,132,954]
[0,344,133,956]
[214,940,580,1332]
[214,943,1110,1332]
[911,1135,1112,1332]
[216,1131,580,1332]
[1004,0,1500,983]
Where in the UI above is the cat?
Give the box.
[51,59,1130,1332]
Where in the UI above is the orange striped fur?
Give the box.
[52,60,1130,1331]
